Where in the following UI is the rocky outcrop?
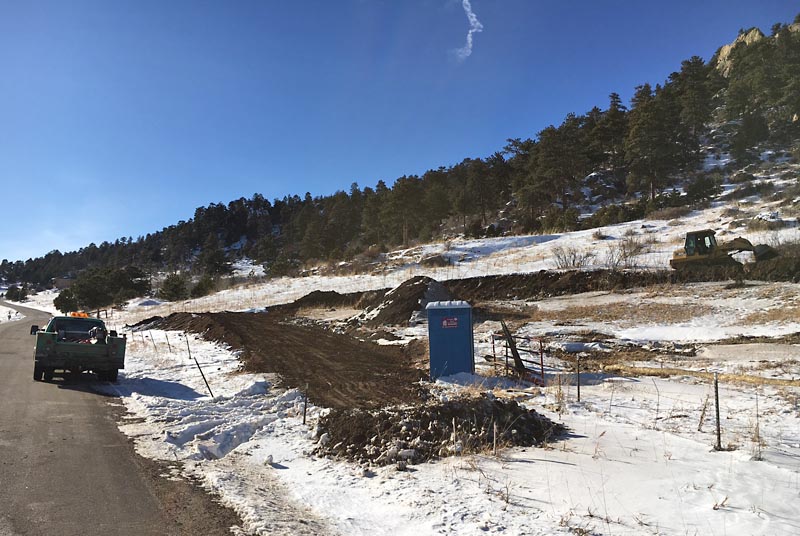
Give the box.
[715,27,764,77]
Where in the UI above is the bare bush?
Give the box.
[552,245,595,269]
[604,236,646,269]
[603,243,623,269]
[730,171,756,183]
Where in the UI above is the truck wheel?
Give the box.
[43,369,54,382]
[33,366,44,381]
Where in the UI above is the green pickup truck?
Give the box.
[30,315,126,382]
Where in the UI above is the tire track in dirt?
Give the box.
[154,312,426,409]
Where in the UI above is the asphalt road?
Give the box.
[0,301,243,536]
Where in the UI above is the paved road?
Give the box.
[0,302,243,536]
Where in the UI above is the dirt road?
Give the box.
[0,302,243,536]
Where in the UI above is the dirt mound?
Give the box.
[152,311,426,409]
[128,315,165,330]
[444,270,674,302]
[314,394,564,467]
[745,255,800,282]
[290,289,362,309]
[361,276,453,327]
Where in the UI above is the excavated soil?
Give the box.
[441,265,800,302]
[442,270,671,302]
[360,275,453,327]
[150,311,426,409]
[314,394,565,466]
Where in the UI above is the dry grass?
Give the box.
[744,306,800,324]
[603,364,800,387]
[531,302,712,325]
[295,306,361,321]
[647,206,692,220]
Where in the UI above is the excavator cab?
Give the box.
[684,230,716,256]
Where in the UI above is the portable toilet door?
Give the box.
[426,301,474,380]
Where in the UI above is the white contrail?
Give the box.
[455,0,483,61]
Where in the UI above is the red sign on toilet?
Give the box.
[442,317,458,329]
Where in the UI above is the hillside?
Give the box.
[12,182,800,534]
[3,13,800,310]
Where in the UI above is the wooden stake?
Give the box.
[714,373,722,451]
[186,334,214,399]
[698,395,709,432]
[149,331,158,354]
[539,339,545,385]
[302,383,309,425]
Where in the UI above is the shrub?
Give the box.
[730,172,756,184]
[647,206,692,221]
[7,284,30,302]
[53,288,78,313]
[746,217,792,232]
[551,245,595,269]
[540,208,580,233]
[685,174,723,203]
[605,236,646,269]
[721,207,742,218]
[191,275,216,298]
[158,273,189,301]
[581,203,646,229]
[721,181,775,201]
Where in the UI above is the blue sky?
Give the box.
[1,0,797,262]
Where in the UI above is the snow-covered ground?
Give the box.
[0,304,23,323]
[12,164,800,535]
[19,280,800,535]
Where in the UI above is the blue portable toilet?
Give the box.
[426,301,474,380]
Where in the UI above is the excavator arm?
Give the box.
[718,237,780,262]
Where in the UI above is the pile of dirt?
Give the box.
[443,270,676,302]
[359,276,453,327]
[745,255,800,282]
[129,315,165,330]
[265,289,385,318]
[152,311,426,409]
[291,289,360,309]
[314,394,564,467]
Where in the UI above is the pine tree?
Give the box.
[671,56,713,139]
[624,84,691,201]
[53,288,79,314]
[464,158,492,225]
[591,93,628,191]
[159,273,189,302]
[197,234,231,276]
[534,114,589,212]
